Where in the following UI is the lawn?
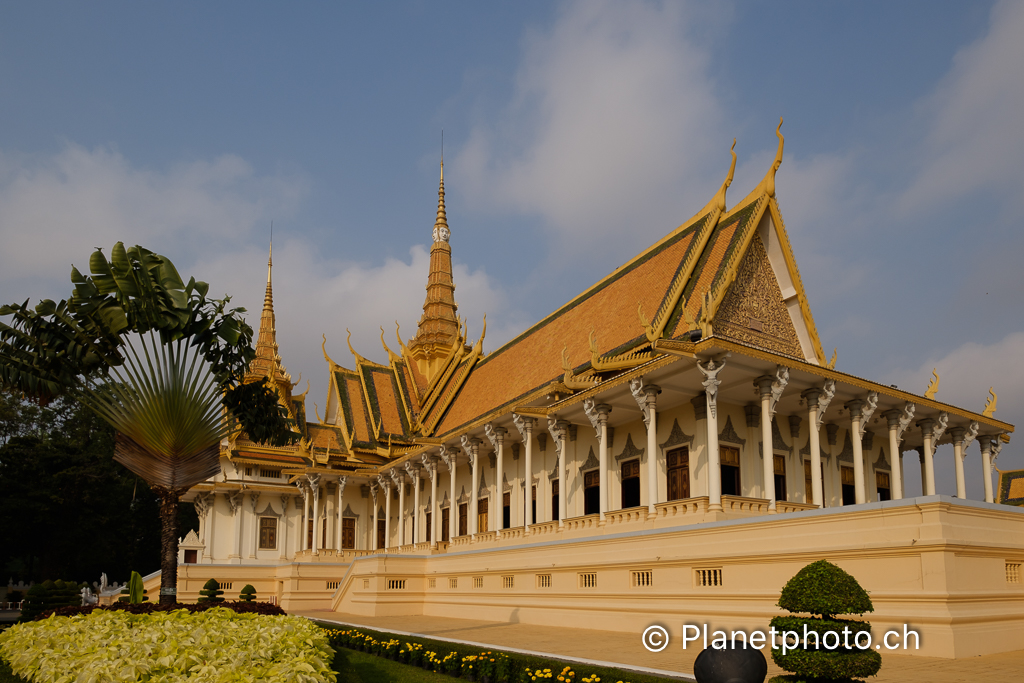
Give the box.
[333,648,453,683]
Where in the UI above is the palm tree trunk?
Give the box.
[153,485,186,605]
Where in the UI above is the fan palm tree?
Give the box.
[0,243,293,604]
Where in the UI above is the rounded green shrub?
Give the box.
[771,560,881,681]
[238,585,256,602]
[197,579,224,603]
[778,560,872,618]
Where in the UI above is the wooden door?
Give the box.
[342,518,355,549]
[376,519,386,549]
[477,498,488,533]
[621,460,641,508]
[441,508,450,542]
[583,470,600,515]
[667,447,689,501]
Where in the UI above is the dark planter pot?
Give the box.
[693,641,768,683]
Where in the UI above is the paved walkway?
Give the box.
[295,611,1024,683]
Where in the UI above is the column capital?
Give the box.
[844,399,864,418]
[950,426,966,444]
[512,412,536,440]
[916,417,935,431]
[484,423,507,450]
[801,387,821,407]
[883,408,902,427]
[404,462,421,478]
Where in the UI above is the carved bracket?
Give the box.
[816,379,836,430]
[227,490,244,515]
[961,421,980,454]
[859,391,879,437]
[484,423,506,451]
[697,358,726,419]
[896,402,916,444]
[933,412,949,444]
[512,413,535,441]
[337,476,348,498]
[769,366,790,418]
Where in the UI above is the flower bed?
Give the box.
[0,607,334,683]
[320,626,679,683]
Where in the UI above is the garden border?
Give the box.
[309,616,696,682]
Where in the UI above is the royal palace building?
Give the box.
[172,126,1023,658]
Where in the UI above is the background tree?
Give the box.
[0,243,294,604]
[0,389,198,584]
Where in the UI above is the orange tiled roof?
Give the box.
[435,212,709,435]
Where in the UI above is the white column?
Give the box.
[311,484,321,554]
[514,415,536,533]
[371,486,379,550]
[631,379,662,515]
[202,493,216,561]
[803,389,823,507]
[758,378,777,507]
[427,456,439,546]
[487,425,507,532]
[299,484,309,551]
[918,419,936,496]
[278,495,290,560]
[596,404,611,520]
[394,472,406,547]
[230,491,243,560]
[448,449,458,539]
[951,428,966,499]
[407,464,420,544]
[981,437,995,503]
[382,479,392,549]
[884,411,904,500]
[462,436,482,536]
[698,359,725,511]
[847,400,866,505]
[336,477,346,550]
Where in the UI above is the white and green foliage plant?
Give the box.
[0,606,336,683]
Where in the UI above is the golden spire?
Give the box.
[432,160,450,243]
[409,159,461,380]
[248,238,292,394]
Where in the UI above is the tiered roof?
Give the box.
[314,122,830,455]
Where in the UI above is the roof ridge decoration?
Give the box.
[640,140,738,344]
[983,388,997,417]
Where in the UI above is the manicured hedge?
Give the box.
[35,599,285,621]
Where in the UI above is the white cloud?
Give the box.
[457,0,729,253]
[0,144,517,409]
[0,143,306,292]
[900,0,1024,213]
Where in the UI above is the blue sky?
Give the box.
[1,1,1020,495]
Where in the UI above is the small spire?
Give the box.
[263,238,274,312]
[433,160,449,243]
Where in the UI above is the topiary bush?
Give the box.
[20,580,83,621]
[239,585,256,602]
[769,560,881,683]
[198,579,224,603]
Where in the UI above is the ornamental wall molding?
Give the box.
[873,447,889,470]
[580,447,599,473]
[503,473,512,493]
[837,432,854,463]
[660,418,694,452]
[719,415,746,447]
[342,504,359,520]
[614,432,645,464]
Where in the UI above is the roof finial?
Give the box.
[267,221,273,284]
[765,117,784,198]
[433,136,449,243]
[713,139,737,213]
